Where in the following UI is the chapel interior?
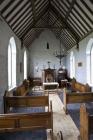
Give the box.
[0,0,93,140]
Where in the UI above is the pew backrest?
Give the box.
[0,112,53,133]
[80,103,93,140]
[4,95,49,113]
[71,78,91,92]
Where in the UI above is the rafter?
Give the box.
[50,5,80,42]
[81,0,93,15]
[76,1,93,25]
[0,0,4,5]
[21,6,49,39]
[5,0,22,19]
[24,26,64,29]
[30,0,36,23]
[65,0,76,20]
[89,0,93,4]
[9,2,31,26]
[1,0,14,14]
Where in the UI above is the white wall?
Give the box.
[29,29,66,78]
[66,32,93,85]
[0,18,26,113]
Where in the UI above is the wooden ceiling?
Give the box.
[0,0,93,51]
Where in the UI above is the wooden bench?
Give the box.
[3,92,50,113]
[80,103,93,140]
[2,93,53,139]
[71,78,91,92]
[0,111,53,139]
[63,88,93,114]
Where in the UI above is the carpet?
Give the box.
[58,91,80,129]
[0,130,47,140]
[58,91,93,140]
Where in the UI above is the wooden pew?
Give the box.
[71,78,91,92]
[0,111,53,139]
[2,94,53,139]
[4,93,50,113]
[80,103,93,140]
[6,79,30,96]
[63,88,93,114]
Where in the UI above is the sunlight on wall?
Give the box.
[8,37,16,90]
[86,38,93,85]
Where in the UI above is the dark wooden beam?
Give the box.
[12,10,32,31]
[62,30,76,45]
[80,28,93,42]
[67,17,83,37]
[0,0,4,5]
[81,0,93,15]
[53,0,66,17]
[36,0,48,16]
[76,1,93,25]
[89,0,93,4]
[50,5,80,42]
[25,26,64,29]
[17,23,32,38]
[51,16,60,26]
[30,0,36,23]
[73,7,92,29]
[4,0,22,19]
[13,15,32,33]
[71,10,88,33]
[65,0,76,20]
[8,1,31,26]
[21,5,49,39]
[1,0,14,14]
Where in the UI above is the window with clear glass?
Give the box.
[8,37,16,90]
[24,50,27,79]
[86,39,93,85]
[70,51,75,78]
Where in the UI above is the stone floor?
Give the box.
[48,91,80,140]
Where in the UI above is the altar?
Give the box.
[43,82,59,92]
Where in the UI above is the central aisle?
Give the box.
[49,92,80,140]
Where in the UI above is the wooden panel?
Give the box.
[4,95,49,113]
[67,93,93,103]
[80,104,93,140]
[0,112,53,133]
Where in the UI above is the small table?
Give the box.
[43,82,59,92]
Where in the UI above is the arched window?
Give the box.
[8,37,16,90]
[86,38,93,85]
[24,50,27,79]
[70,51,75,78]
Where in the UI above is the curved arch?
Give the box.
[8,37,16,89]
[86,38,93,54]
